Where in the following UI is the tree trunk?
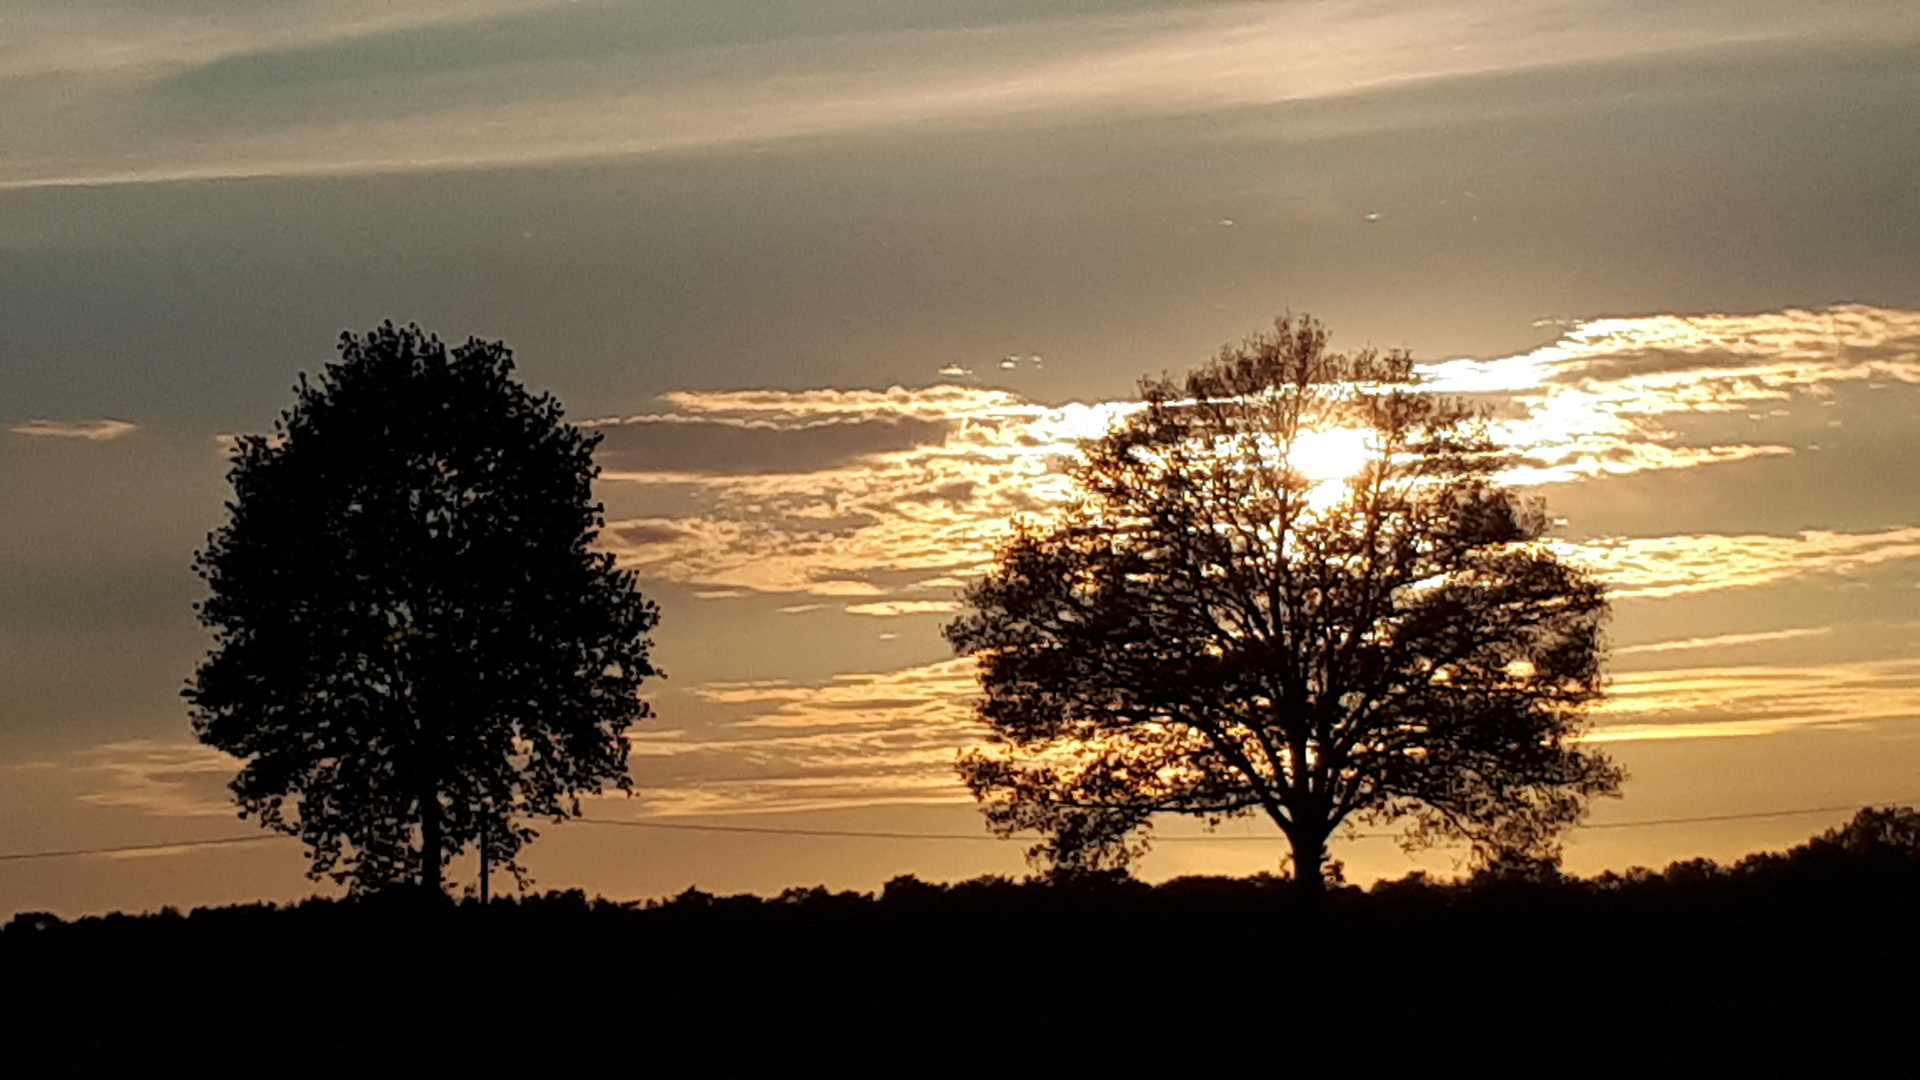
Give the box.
[1289,826,1327,896]
[415,684,444,898]
[478,814,489,905]
[420,782,443,896]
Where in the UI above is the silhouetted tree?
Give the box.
[1813,805,1920,856]
[187,323,659,895]
[947,315,1621,889]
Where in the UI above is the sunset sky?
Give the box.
[3,0,1918,916]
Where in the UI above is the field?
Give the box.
[8,816,1917,1073]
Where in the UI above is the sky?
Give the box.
[2,0,1918,916]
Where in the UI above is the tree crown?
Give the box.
[947,315,1619,880]
[188,323,659,892]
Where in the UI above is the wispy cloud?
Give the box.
[626,658,986,816]
[597,386,1130,597]
[1431,306,1920,397]
[717,659,979,732]
[587,409,952,477]
[1613,627,1832,656]
[637,644,1920,815]
[1586,658,1920,742]
[10,418,137,441]
[843,600,962,618]
[0,1,542,80]
[1432,304,1920,485]
[72,739,240,818]
[6,1,1913,188]
[1563,527,1920,599]
[597,307,1920,606]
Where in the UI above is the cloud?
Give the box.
[586,411,952,476]
[1430,305,1920,485]
[1562,526,1920,599]
[1586,658,1920,742]
[597,308,1920,603]
[71,739,240,818]
[1430,306,1920,395]
[596,385,1131,597]
[843,600,962,617]
[651,386,1041,423]
[7,1,1913,188]
[10,418,137,441]
[704,657,979,731]
[0,2,543,80]
[1613,627,1831,656]
[624,658,988,816]
[637,651,1920,813]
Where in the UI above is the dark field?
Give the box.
[8,817,1918,1074]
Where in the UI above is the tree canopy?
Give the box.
[946,315,1621,887]
[187,323,659,895]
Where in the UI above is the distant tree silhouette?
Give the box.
[1813,805,1920,856]
[187,323,659,895]
[947,315,1621,889]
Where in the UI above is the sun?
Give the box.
[1289,426,1375,508]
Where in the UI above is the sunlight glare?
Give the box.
[1290,426,1374,508]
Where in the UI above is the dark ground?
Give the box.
[7,812,1918,1074]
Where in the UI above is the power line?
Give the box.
[2,797,1912,863]
[0,836,274,863]
[1574,802,1915,831]
[582,819,1013,841]
[579,817,1398,841]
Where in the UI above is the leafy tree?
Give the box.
[187,323,659,895]
[1813,805,1920,856]
[946,316,1621,889]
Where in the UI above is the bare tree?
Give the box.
[947,316,1620,889]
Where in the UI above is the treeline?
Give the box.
[8,809,1918,1071]
[14,805,1920,934]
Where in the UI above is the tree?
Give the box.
[186,323,659,895]
[1803,805,1920,861]
[946,316,1621,889]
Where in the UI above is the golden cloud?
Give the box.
[597,386,1131,597]
[72,739,240,818]
[1562,527,1920,598]
[1613,627,1832,656]
[1587,658,1920,742]
[843,600,962,617]
[626,659,986,816]
[10,418,137,441]
[598,308,1920,609]
[1432,304,1920,484]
